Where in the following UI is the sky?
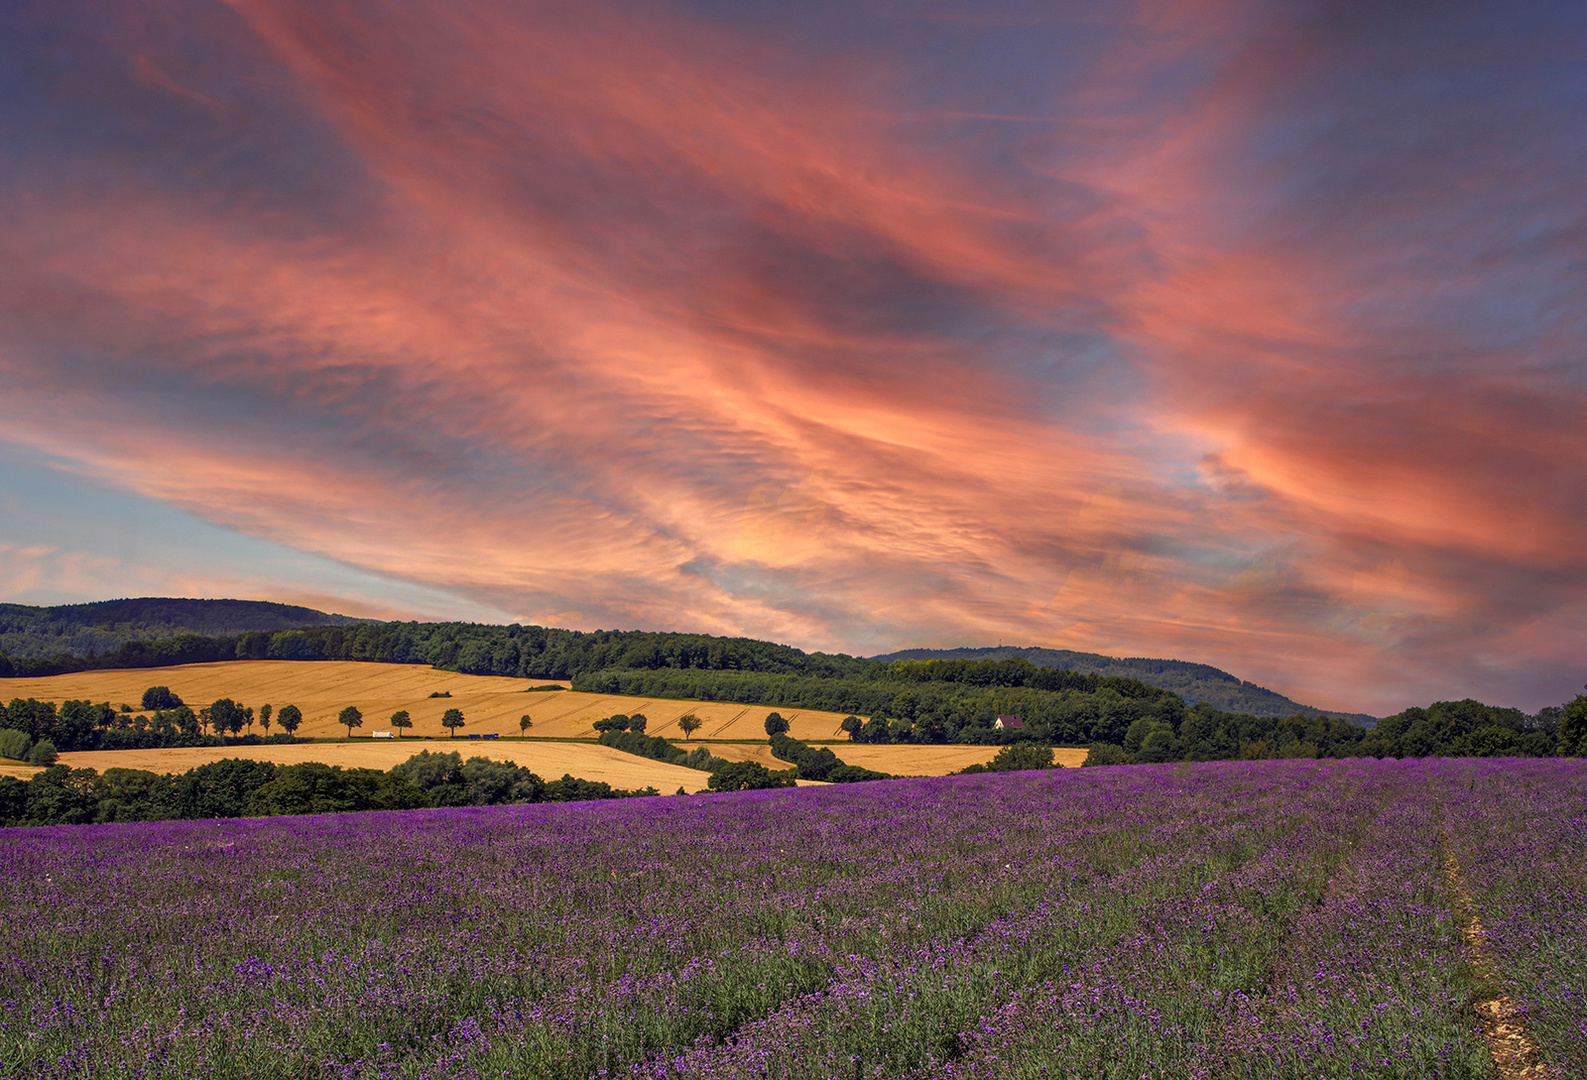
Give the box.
[1,0,1584,716]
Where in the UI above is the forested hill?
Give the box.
[872,646,1377,725]
[0,604,875,680]
[0,598,367,660]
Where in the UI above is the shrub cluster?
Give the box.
[956,742,1057,774]
[705,761,795,791]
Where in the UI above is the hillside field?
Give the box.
[0,660,867,740]
[2,758,1580,1079]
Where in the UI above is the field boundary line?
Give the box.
[1442,838,1561,1080]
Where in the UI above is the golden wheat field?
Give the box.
[0,740,1082,784]
[0,740,728,791]
[0,661,864,741]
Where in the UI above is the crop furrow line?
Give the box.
[704,708,751,738]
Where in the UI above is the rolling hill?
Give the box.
[0,598,368,660]
[871,645,1377,725]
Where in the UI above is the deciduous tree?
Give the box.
[209,698,248,738]
[171,706,199,737]
[1560,690,1587,757]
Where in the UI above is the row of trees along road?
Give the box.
[339,705,468,737]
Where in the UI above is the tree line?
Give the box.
[0,622,1086,689]
[1080,695,1587,765]
[595,717,734,775]
[0,685,492,762]
[768,731,890,783]
[0,751,662,828]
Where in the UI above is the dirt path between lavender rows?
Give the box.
[1442,843,1561,1080]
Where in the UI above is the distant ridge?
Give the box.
[0,598,366,660]
[871,645,1377,725]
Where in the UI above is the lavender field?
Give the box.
[1,758,1582,1080]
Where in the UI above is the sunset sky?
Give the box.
[2,0,1584,715]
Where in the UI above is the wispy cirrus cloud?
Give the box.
[1,0,1583,713]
